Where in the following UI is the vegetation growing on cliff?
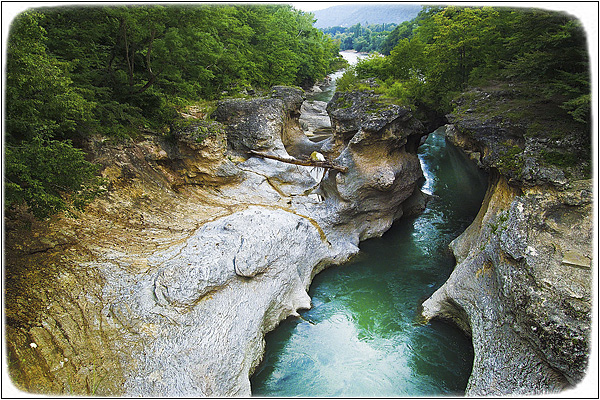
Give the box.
[449,82,592,182]
[4,4,342,219]
[5,11,106,219]
[341,6,590,127]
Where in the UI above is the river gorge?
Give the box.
[249,57,485,396]
[251,127,487,396]
[5,54,593,397]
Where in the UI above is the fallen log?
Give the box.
[249,150,349,173]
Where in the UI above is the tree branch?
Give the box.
[120,18,134,87]
[135,28,159,94]
[249,150,348,173]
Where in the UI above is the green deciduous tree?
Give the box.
[5,5,342,219]
[5,11,94,142]
[354,6,589,122]
[5,11,104,219]
[322,22,399,53]
[500,9,590,122]
[5,138,105,219]
[419,6,501,92]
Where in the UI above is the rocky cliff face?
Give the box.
[319,91,427,242]
[422,85,593,395]
[5,87,427,396]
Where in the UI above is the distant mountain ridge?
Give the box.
[312,3,422,28]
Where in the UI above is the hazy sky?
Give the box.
[290,1,598,17]
[290,2,340,12]
[288,1,598,44]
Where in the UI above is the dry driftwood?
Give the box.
[249,150,348,173]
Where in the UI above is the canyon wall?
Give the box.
[422,86,593,395]
[5,87,427,396]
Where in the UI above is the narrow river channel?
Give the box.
[251,126,489,395]
[251,51,489,395]
[308,50,366,102]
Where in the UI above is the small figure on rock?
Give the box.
[309,151,327,195]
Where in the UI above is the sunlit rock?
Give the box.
[5,86,429,396]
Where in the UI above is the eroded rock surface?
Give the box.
[422,118,593,394]
[107,206,339,396]
[319,91,427,242]
[5,87,427,396]
[214,97,289,157]
[299,100,333,137]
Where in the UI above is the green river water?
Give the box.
[251,128,489,396]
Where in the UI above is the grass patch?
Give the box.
[541,150,578,168]
[497,144,525,176]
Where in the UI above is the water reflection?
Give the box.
[251,128,488,397]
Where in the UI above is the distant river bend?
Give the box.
[308,50,367,102]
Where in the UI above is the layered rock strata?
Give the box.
[5,87,427,396]
[422,86,593,395]
[299,100,333,138]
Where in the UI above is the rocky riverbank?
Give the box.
[5,86,427,396]
[422,85,593,395]
[6,82,592,397]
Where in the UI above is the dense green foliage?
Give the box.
[317,5,426,54]
[322,23,397,53]
[5,11,105,219]
[5,4,342,219]
[341,6,590,125]
[39,4,341,131]
[378,8,435,55]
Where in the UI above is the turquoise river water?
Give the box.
[251,128,489,396]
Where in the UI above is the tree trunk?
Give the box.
[120,18,134,87]
[135,29,159,94]
[249,150,349,173]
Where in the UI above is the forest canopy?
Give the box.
[4,5,591,221]
[4,4,342,219]
[322,23,398,53]
[340,6,590,125]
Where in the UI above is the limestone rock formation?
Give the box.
[299,100,333,137]
[319,90,428,242]
[109,206,340,396]
[271,85,328,159]
[445,86,591,189]
[5,86,427,396]
[422,88,593,396]
[214,97,289,157]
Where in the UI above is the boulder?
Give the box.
[269,87,330,159]
[270,85,305,118]
[299,100,333,137]
[214,98,288,156]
